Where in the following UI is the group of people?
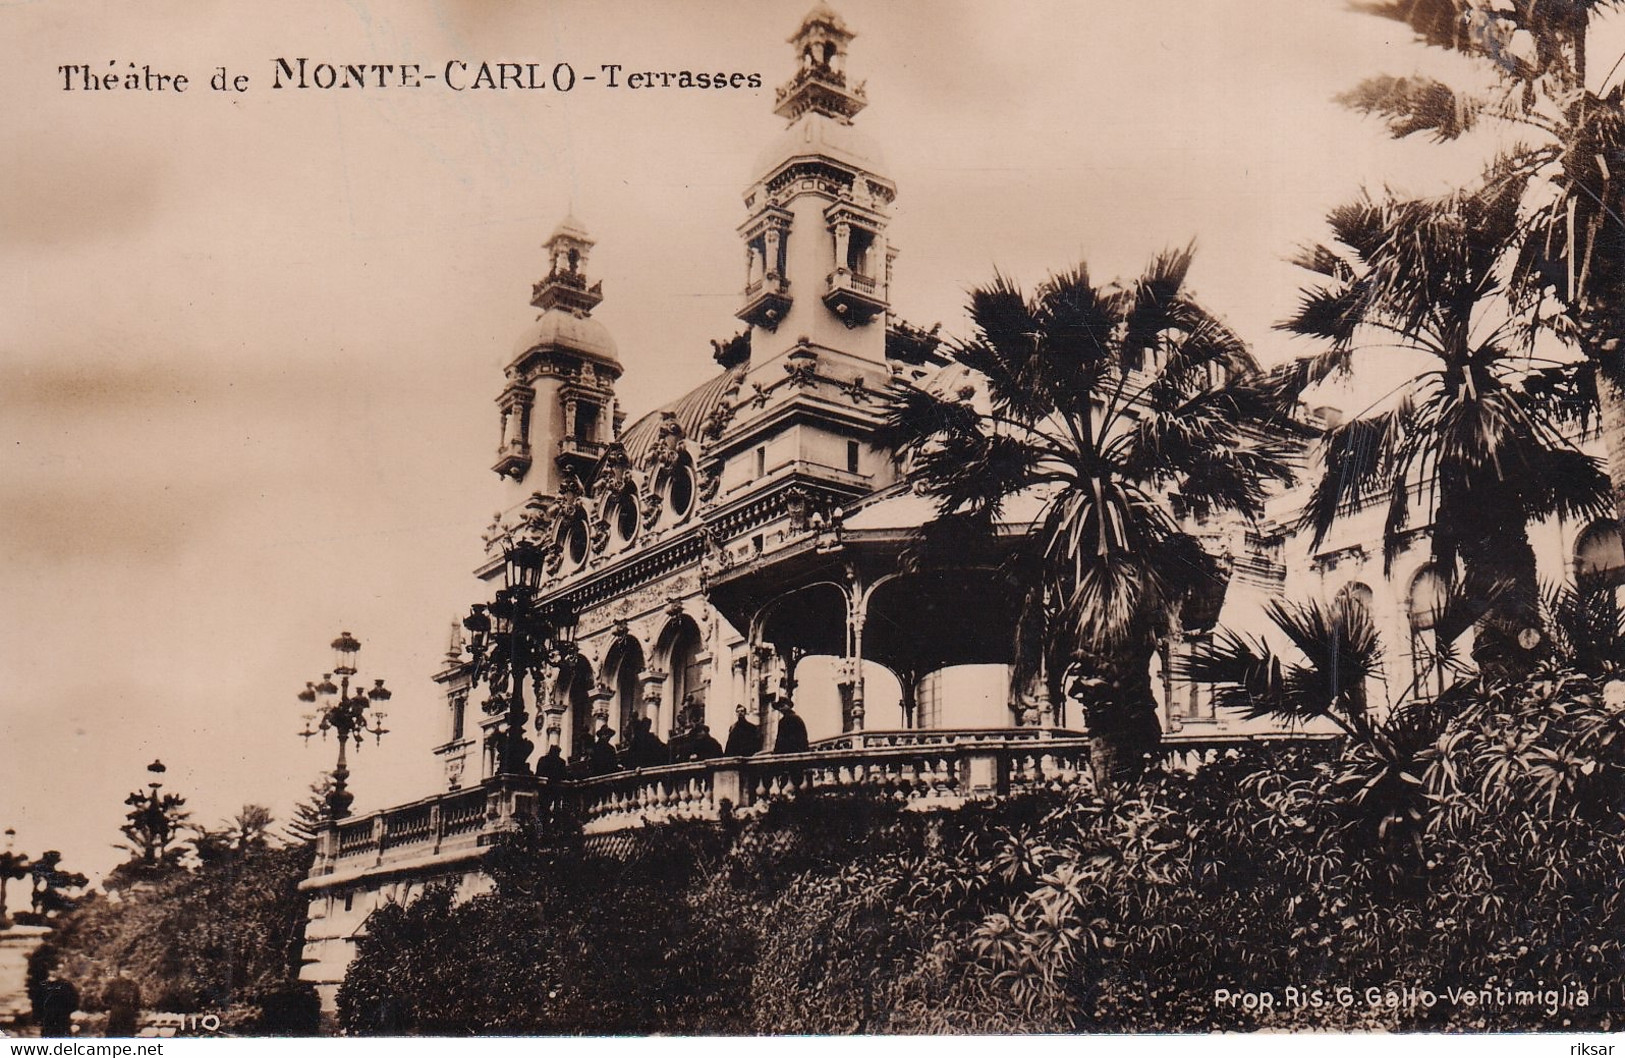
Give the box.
[536,699,809,780]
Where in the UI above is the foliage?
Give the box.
[879,251,1298,783]
[193,805,276,867]
[337,819,743,1035]
[16,851,88,923]
[1274,185,1610,681]
[283,776,336,844]
[118,782,190,872]
[330,694,1625,1034]
[1338,0,1625,576]
[30,835,315,1024]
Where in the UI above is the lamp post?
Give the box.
[297,631,391,820]
[463,539,579,777]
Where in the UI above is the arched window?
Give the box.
[558,657,594,764]
[1407,567,1446,632]
[1407,565,1448,698]
[1575,519,1625,590]
[1335,581,1375,623]
[668,621,708,736]
[605,636,645,746]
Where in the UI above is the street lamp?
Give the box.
[122,759,185,865]
[297,631,391,820]
[464,540,579,777]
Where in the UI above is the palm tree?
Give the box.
[1181,596,1467,854]
[880,248,1295,785]
[1342,0,1625,519]
[1274,184,1611,683]
[1181,596,1386,743]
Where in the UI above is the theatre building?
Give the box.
[295,4,1619,1005]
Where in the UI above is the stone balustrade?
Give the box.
[302,729,1335,886]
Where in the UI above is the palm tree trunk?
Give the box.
[1072,631,1162,787]
[1459,509,1544,686]
[1596,370,1625,526]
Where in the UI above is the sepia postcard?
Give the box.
[3,0,1623,1051]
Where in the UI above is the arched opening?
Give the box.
[755,583,849,742]
[603,634,646,748]
[1407,565,1448,699]
[863,569,1023,729]
[661,616,708,740]
[1335,580,1376,621]
[557,654,594,765]
[1575,519,1625,592]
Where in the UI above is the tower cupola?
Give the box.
[494,215,622,494]
[774,2,865,123]
[737,4,896,365]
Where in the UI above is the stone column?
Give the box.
[764,228,783,279]
[833,222,851,275]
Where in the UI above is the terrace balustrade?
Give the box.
[302,729,1333,886]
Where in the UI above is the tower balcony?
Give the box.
[737,274,794,331]
[822,269,885,326]
[492,440,532,480]
[555,437,606,479]
[532,273,604,316]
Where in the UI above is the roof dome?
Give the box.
[753,111,887,182]
[548,213,592,244]
[511,308,619,367]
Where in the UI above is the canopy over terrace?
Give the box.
[705,484,1061,734]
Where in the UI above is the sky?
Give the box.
[0,0,1591,897]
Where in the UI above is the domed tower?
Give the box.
[493,216,623,500]
[736,2,896,365]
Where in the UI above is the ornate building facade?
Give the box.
[296,3,1625,1005]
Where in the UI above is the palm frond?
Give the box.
[1337,74,1483,141]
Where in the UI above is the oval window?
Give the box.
[558,519,588,568]
[615,490,639,542]
[667,466,694,519]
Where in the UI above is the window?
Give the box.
[756,446,766,480]
[614,649,643,741]
[573,401,600,444]
[671,624,709,730]
[847,227,876,277]
[450,693,466,742]
[561,519,589,567]
[846,439,860,474]
[612,488,639,543]
[1576,519,1625,591]
[1408,566,1447,698]
[667,465,695,519]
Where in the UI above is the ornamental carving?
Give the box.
[784,486,812,531]
[784,347,819,388]
[649,412,687,471]
[748,382,771,409]
[598,443,632,492]
[482,511,509,554]
[698,464,721,504]
[843,374,871,404]
[700,399,736,442]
